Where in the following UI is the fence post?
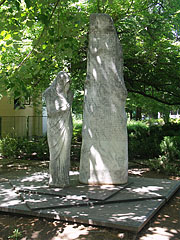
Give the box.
[27,116,29,138]
[0,117,1,138]
[13,116,15,137]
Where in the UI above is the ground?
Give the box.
[0,159,179,240]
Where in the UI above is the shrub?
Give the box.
[0,135,19,158]
[148,157,180,176]
[127,121,180,160]
[160,136,180,160]
[72,120,82,142]
[22,137,49,160]
[1,120,180,164]
[148,136,180,176]
[127,121,162,159]
[0,136,49,160]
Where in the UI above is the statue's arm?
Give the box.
[47,101,70,118]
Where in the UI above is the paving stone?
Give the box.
[21,193,95,210]
[0,181,26,210]
[18,182,131,201]
[108,177,180,202]
[40,198,166,232]
[0,178,9,182]
[0,175,179,232]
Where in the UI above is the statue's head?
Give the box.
[55,71,70,94]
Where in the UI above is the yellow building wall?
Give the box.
[0,96,43,137]
[0,96,35,117]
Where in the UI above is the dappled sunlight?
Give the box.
[1,199,22,207]
[88,145,114,184]
[69,171,79,176]
[57,224,89,240]
[140,226,176,240]
[88,128,93,138]
[131,186,164,197]
[0,156,179,239]
[96,55,101,64]
[0,183,22,207]
[92,68,97,80]
[110,212,136,222]
[128,168,150,176]
[90,145,104,169]
[20,172,49,183]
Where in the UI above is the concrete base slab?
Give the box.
[0,173,179,232]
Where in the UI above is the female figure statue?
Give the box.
[44,71,73,187]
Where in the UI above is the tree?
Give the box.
[0,0,180,113]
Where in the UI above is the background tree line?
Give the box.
[0,0,180,116]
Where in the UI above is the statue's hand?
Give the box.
[61,103,70,111]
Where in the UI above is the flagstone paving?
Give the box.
[0,172,179,233]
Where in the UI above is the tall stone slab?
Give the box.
[79,14,128,185]
[43,71,73,187]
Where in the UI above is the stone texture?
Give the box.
[79,13,128,185]
[43,72,73,187]
[19,183,130,201]
[1,175,179,232]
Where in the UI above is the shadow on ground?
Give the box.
[0,159,179,240]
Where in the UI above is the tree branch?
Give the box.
[126,0,134,15]
[127,79,180,98]
[127,89,180,106]
[0,0,6,6]
[16,0,60,70]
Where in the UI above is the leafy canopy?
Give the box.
[0,0,180,113]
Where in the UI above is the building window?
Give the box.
[14,97,30,110]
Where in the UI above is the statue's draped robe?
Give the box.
[44,72,73,187]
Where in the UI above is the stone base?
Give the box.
[79,169,128,185]
[0,173,180,232]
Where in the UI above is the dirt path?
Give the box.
[0,159,179,240]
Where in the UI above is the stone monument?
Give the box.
[79,13,128,185]
[43,71,73,187]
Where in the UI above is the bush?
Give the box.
[1,120,179,164]
[128,121,149,159]
[162,122,180,137]
[148,136,180,176]
[127,121,163,159]
[72,120,82,142]
[0,135,20,158]
[160,136,180,161]
[21,137,49,160]
[127,121,180,160]
[0,136,49,160]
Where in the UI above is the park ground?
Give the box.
[0,159,179,240]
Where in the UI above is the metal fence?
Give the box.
[0,116,47,138]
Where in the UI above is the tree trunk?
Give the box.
[136,107,142,120]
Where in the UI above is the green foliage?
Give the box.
[0,135,20,158]
[20,137,49,160]
[72,118,82,142]
[160,136,180,160]
[0,120,180,173]
[8,228,22,240]
[71,118,82,163]
[127,121,180,160]
[148,136,180,175]
[128,120,161,159]
[148,157,180,176]
[0,0,180,113]
[0,136,49,160]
